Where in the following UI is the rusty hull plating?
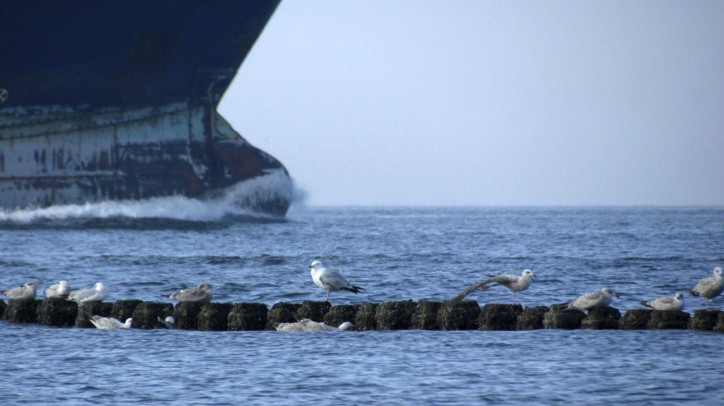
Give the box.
[0,103,291,215]
[0,1,290,216]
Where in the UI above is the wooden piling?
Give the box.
[439,301,480,330]
[37,299,77,327]
[411,301,442,330]
[227,303,268,331]
[0,298,721,333]
[132,302,174,329]
[4,299,41,324]
[479,304,522,331]
[376,300,417,330]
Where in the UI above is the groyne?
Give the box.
[2,299,723,332]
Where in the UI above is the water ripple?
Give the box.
[1,208,724,404]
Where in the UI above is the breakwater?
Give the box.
[2,299,723,332]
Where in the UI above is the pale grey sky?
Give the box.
[219,1,724,207]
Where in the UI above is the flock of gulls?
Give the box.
[451,266,722,312]
[2,262,722,331]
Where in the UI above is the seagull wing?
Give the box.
[319,269,351,290]
[449,276,498,304]
[486,274,519,288]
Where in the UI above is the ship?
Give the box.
[0,0,291,216]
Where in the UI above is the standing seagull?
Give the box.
[45,280,71,299]
[309,260,363,302]
[640,292,684,311]
[67,282,107,304]
[89,315,132,329]
[168,282,213,302]
[2,281,37,300]
[566,287,619,311]
[450,269,535,304]
[689,267,723,307]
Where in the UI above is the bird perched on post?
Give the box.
[689,267,723,307]
[309,260,363,302]
[2,281,37,300]
[167,282,213,302]
[45,280,71,299]
[67,282,107,304]
[449,269,535,304]
[566,287,619,311]
[640,292,684,311]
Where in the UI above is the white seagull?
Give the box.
[157,316,175,329]
[89,315,132,329]
[450,269,535,304]
[689,267,723,307]
[309,260,363,302]
[274,319,355,332]
[566,287,619,311]
[640,292,684,311]
[68,282,107,304]
[168,282,213,302]
[2,281,37,300]
[45,280,71,299]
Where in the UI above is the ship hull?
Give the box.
[0,0,290,215]
[0,103,292,215]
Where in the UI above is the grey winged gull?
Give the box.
[450,269,535,304]
[309,260,363,302]
[566,287,619,311]
[68,282,107,304]
[640,292,684,311]
[689,267,723,307]
[68,282,108,305]
[274,319,355,332]
[45,280,70,299]
[2,281,37,300]
[168,282,213,302]
[89,315,132,329]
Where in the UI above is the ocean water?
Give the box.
[1,203,723,404]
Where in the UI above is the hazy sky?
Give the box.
[219,1,724,207]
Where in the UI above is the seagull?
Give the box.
[309,260,363,302]
[45,280,71,299]
[274,319,355,332]
[566,287,619,311]
[689,267,723,307]
[168,282,213,302]
[157,316,175,329]
[2,281,37,300]
[640,292,684,311]
[449,269,535,304]
[89,315,132,329]
[67,282,107,304]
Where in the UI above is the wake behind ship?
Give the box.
[0,0,291,216]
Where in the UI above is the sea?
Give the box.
[1,201,723,405]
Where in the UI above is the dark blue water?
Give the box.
[1,205,723,404]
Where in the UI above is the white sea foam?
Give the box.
[0,170,306,224]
